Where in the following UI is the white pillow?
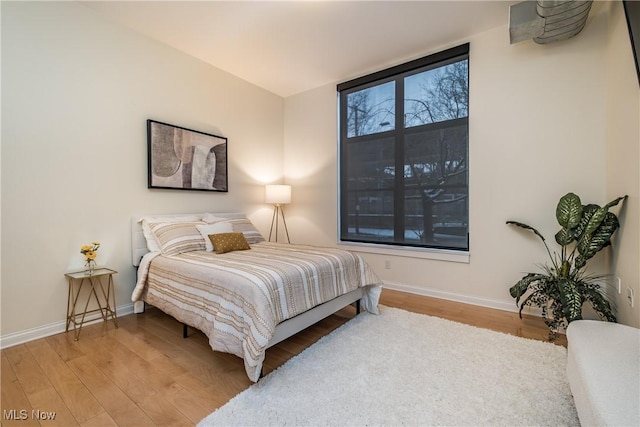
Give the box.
[139,214,203,252]
[196,222,234,251]
[202,213,240,223]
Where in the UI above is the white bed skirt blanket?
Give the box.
[131,243,382,382]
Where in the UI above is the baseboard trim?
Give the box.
[0,303,134,349]
[382,281,543,317]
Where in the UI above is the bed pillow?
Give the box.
[202,213,231,223]
[203,217,265,244]
[196,222,234,251]
[139,214,203,252]
[148,221,206,255]
[208,232,251,254]
[229,218,266,244]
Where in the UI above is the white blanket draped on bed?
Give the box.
[131,242,382,381]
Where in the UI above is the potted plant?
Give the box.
[507,192,627,339]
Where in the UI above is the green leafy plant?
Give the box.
[507,192,627,339]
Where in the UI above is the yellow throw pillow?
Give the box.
[208,232,251,254]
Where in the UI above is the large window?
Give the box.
[338,44,469,251]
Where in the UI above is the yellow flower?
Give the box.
[80,242,100,259]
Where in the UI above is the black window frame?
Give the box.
[338,43,470,252]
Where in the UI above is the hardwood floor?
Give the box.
[1,288,565,426]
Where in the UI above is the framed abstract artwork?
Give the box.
[147,120,228,192]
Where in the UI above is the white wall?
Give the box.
[1,2,284,339]
[605,1,640,327]
[284,5,640,327]
[284,85,339,246]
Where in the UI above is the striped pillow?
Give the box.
[140,215,203,252]
[148,221,206,255]
[225,218,266,244]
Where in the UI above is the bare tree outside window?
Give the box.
[339,44,469,251]
[405,61,469,126]
[346,82,395,137]
[404,60,468,245]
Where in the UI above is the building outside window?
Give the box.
[338,43,469,251]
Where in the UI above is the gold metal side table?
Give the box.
[64,267,119,340]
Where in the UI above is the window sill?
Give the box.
[337,241,470,264]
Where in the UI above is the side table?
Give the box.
[64,267,119,340]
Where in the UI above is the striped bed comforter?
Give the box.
[131,242,382,382]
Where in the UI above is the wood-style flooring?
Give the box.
[1,288,565,426]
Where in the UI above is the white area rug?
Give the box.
[198,306,579,426]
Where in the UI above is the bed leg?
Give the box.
[183,323,189,338]
[355,300,361,314]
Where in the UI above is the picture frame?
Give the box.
[147,119,228,192]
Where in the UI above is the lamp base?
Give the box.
[268,204,290,243]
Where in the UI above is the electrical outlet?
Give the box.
[384,260,391,269]
[616,276,622,294]
[627,287,635,307]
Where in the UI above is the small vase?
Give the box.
[85,260,96,276]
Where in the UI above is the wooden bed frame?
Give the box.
[131,213,363,349]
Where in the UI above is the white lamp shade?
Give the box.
[265,185,291,204]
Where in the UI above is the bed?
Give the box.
[130,213,382,382]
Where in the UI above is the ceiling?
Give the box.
[82,1,516,97]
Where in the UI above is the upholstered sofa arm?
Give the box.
[566,320,639,427]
